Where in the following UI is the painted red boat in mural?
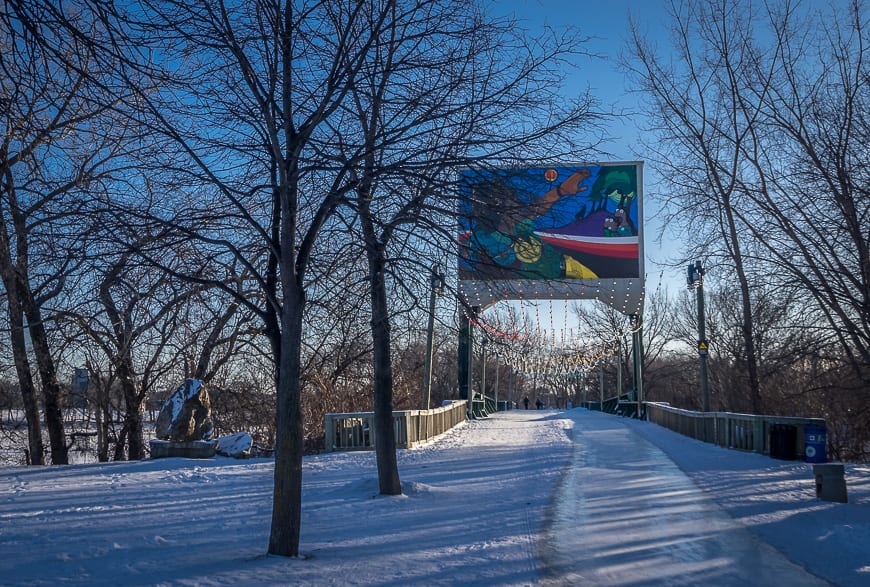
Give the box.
[533,209,639,278]
[533,232,638,259]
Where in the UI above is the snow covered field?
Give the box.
[1,409,868,586]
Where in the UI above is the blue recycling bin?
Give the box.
[804,425,827,463]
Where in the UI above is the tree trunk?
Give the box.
[22,300,68,464]
[112,352,145,460]
[120,374,144,460]
[357,167,402,495]
[268,282,305,557]
[367,244,402,496]
[95,379,109,462]
[97,265,146,460]
[113,423,128,461]
[7,298,44,465]
[722,199,762,413]
[0,213,44,465]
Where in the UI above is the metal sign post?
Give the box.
[688,261,709,412]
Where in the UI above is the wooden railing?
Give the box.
[324,400,468,452]
[645,402,825,458]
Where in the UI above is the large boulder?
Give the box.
[155,379,214,442]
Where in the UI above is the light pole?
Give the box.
[688,260,710,412]
[598,360,604,409]
[616,345,622,400]
[422,267,445,410]
[480,336,487,413]
[508,349,516,408]
[630,313,644,418]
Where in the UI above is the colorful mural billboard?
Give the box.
[458,164,642,281]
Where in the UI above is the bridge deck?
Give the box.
[539,410,831,586]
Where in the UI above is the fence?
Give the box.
[580,391,638,416]
[324,400,468,452]
[645,401,825,458]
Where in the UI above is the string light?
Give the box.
[459,272,647,382]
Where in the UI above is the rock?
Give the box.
[216,432,253,458]
[154,379,214,442]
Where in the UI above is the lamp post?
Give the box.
[480,337,487,414]
[598,360,604,409]
[688,260,710,412]
[493,351,499,411]
[616,346,622,400]
[630,313,644,418]
[423,267,445,410]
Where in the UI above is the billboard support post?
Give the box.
[458,307,479,419]
[458,310,470,401]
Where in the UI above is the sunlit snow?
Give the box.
[1,409,867,586]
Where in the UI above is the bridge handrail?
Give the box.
[324,400,468,452]
[580,391,637,415]
[644,401,825,458]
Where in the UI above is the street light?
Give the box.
[629,313,644,418]
[480,336,487,414]
[688,260,710,412]
[422,266,445,410]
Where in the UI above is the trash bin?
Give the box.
[769,424,797,460]
[804,425,827,463]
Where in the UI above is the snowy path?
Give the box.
[292,410,574,585]
[0,408,868,586]
[541,411,831,586]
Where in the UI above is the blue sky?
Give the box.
[491,0,681,292]
[493,0,670,156]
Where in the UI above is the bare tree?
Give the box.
[69,0,412,557]
[628,0,870,420]
[1,1,139,464]
[33,0,604,555]
[625,0,767,412]
[337,0,603,495]
[572,284,676,402]
[70,238,199,459]
[738,0,870,387]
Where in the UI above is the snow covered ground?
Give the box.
[0,409,867,586]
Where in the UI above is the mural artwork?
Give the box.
[458,164,641,281]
